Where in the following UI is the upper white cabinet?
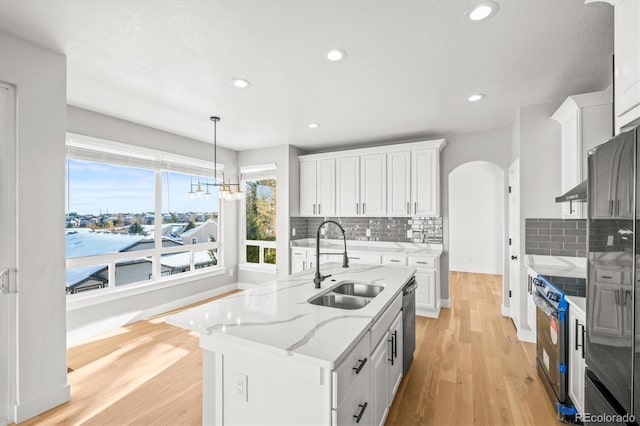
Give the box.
[300,139,445,218]
[299,158,335,216]
[360,153,387,216]
[411,149,439,217]
[615,0,640,131]
[552,88,612,218]
[387,152,411,216]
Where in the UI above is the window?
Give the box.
[65,134,223,296]
[241,165,277,267]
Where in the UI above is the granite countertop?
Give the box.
[290,239,443,257]
[566,296,586,314]
[525,255,586,279]
[165,263,416,370]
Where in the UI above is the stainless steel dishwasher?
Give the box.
[402,276,417,375]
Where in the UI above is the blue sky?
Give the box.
[66,159,220,215]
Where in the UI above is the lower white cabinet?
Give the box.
[371,311,403,426]
[568,304,586,416]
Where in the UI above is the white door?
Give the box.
[360,153,386,216]
[0,84,15,425]
[316,159,335,216]
[387,151,411,216]
[299,161,317,216]
[508,161,520,325]
[411,149,438,216]
[336,156,360,216]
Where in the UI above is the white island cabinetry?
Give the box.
[166,265,415,426]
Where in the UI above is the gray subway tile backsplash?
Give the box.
[525,218,586,257]
[290,216,443,244]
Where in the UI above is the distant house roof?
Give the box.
[181,219,218,239]
[66,231,145,259]
[160,251,215,269]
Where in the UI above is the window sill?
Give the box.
[66,267,227,311]
[238,263,277,274]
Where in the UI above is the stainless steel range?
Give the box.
[533,274,586,421]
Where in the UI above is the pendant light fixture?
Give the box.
[188,116,244,201]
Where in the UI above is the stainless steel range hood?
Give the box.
[555,180,587,203]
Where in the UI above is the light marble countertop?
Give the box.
[291,239,443,257]
[566,296,586,314]
[525,255,586,279]
[165,263,416,369]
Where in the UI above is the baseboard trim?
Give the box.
[14,384,70,423]
[237,282,266,290]
[501,304,510,317]
[416,307,441,318]
[67,283,238,346]
[517,328,536,343]
[440,298,451,309]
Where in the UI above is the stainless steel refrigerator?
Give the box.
[585,126,639,425]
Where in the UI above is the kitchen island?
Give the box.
[166,264,416,426]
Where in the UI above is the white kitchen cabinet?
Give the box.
[411,149,439,217]
[360,153,387,216]
[336,156,361,216]
[300,139,445,219]
[552,88,612,218]
[370,301,403,426]
[415,270,435,311]
[299,159,336,217]
[526,271,537,336]
[568,303,586,417]
[615,0,640,131]
[409,256,440,318]
[387,151,411,216]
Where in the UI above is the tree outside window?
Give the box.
[244,178,276,265]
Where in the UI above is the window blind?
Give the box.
[66,133,224,178]
[240,163,277,181]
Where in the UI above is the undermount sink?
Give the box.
[308,281,384,310]
[308,293,370,310]
[332,282,384,298]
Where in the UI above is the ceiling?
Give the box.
[0,0,613,151]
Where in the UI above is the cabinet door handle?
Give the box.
[353,402,368,424]
[414,202,417,215]
[574,319,580,351]
[601,275,613,279]
[581,324,586,359]
[356,203,359,215]
[352,357,368,374]
[313,204,316,215]
[318,203,321,215]
[416,261,428,265]
[609,200,614,215]
[388,336,394,365]
[407,202,410,215]
[393,330,398,359]
[363,202,366,214]
[349,256,360,260]
[615,289,620,306]
[616,200,620,216]
[389,259,400,263]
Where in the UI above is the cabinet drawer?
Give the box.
[370,294,402,350]
[595,269,623,284]
[334,363,372,426]
[382,255,407,266]
[408,256,436,268]
[333,331,371,408]
[347,253,381,265]
[291,248,307,258]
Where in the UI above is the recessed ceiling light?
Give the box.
[231,78,251,88]
[468,93,486,102]
[308,123,319,129]
[466,1,499,21]
[326,48,347,62]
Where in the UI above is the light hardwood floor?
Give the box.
[20,273,562,425]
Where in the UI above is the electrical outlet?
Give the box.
[292,228,296,236]
[233,371,248,402]
[366,229,371,237]
[607,235,614,246]
[229,268,234,277]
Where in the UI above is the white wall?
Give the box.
[0,33,69,422]
[449,162,504,275]
[440,127,512,304]
[66,106,239,333]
